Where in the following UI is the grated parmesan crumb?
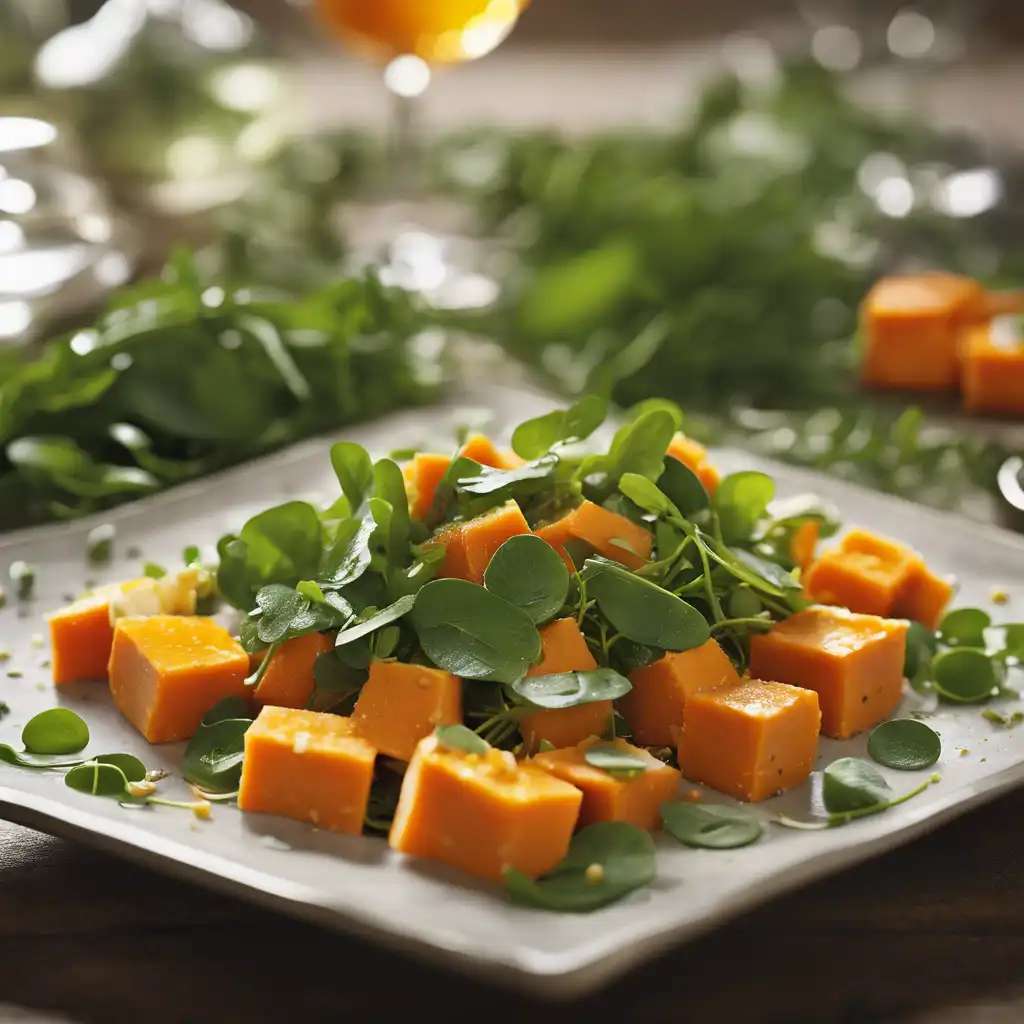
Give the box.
[292,731,311,755]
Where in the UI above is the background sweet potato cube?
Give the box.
[749,606,907,739]
[678,679,821,802]
[531,737,681,830]
[403,452,451,520]
[962,325,1024,417]
[860,273,983,390]
[804,547,914,617]
[49,595,116,686]
[561,500,653,569]
[666,432,720,495]
[434,501,531,583]
[389,735,582,883]
[620,638,739,747]
[790,521,820,574]
[519,618,609,753]
[237,707,375,834]
[458,434,517,470]
[108,616,250,743]
[254,632,335,710]
[351,660,461,761]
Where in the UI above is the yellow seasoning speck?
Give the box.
[930,772,942,784]
[584,863,605,885]
[192,800,212,820]
[960,748,969,757]
[981,757,987,763]
[992,588,1010,605]
[30,634,43,648]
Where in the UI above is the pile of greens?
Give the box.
[0,249,446,530]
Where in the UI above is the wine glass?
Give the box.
[311,0,530,309]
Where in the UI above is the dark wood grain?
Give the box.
[2,787,1024,1024]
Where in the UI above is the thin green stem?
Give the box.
[245,643,280,688]
[709,616,774,636]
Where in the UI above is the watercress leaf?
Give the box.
[583,745,647,778]
[937,608,991,648]
[509,667,632,710]
[730,548,801,593]
[330,441,374,511]
[511,395,607,460]
[618,473,677,518]
[504,821,656,912]
[239,501,323,587]
[202,696,255,727]
[657,457,709,517]
[22,708,90,755]
[582,558,709,651]
[425,456,483,525]
[183,717,252,792]
[434,723,490,755]
[904,620,939,679]
[297,580,325,603]
[215,535,253,611]
[822,757,893,814]
[65,762,130,798]
[372,457,411,558]
[1002,624,1024,663]
[312,649,366,693]
[611,638,664,673]
[483,534,570,625]
[660,802,763,849]
[238,615,265,655]
[373,624,401,659]
[334,594,417,648]
[411,579,541,683]
[254,584,308,644]
[94,753,147,783]
[456,454,560,501]
[867,719,941,771]
[321,511,375,590]
[932,647,998,703]
[713,471,776,545]
[765,494,842,538]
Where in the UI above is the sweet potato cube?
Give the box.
[254,632,334,710]
[557,499,653,570]
[389,734,582,883]
[790,521,819,574]
[860,273,983,391]
[49,594,116,686]
[458,433,516,470]
[678,679,821,802]
[962,322,1024,417]
[839,529,952,629]
[520,618,609,753]
[804,543,915,618]
[351,660,462,761]
[108,616,250,743]
[620,638,740,747]
[666,432,720,495]
[237,706,375,834]
[433,500,532,584]
[749,605,908,739]
[533,516,577,572]
[531,737,681,831]
[403,452,452,520]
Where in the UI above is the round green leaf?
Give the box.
[183,718,252,792]
[22,708,90,755]
[411,579,541,683]
[583,559,709,652]
[660,802,763,849]
[867,720,941,771]
[504,821,656,912]
[510,667,632,710]
[583,745,647,778]
[937,608,991,648]
[932,647,998,704]
[822,757,892,814]
[94,753,147,783]
[618,473,676,518]
[483,534,570,625]
[657,457,710,516]
[713,471,775,545]
[201,697,253,727]
[65,762,130,798]
[511,396,607,460]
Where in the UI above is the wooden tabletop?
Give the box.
[2,788,1024,1024]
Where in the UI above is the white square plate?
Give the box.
[0,382,1021,999]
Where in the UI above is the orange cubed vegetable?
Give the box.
[530,737,681,831]
[389,734,582,883]
[237,706,375,834]
[254,632,335,710]
[49,594,116,686]
[502,449,527,468]
[804,540,916,618]
[748,605,908,739]
[791,521,820,574]
[403,452,452,520]
[561,500,653,570]
[666,432,720,495]
[860,273,983,391]
[619,638,740,747]
[534,515,578,572]
[458,434,515,470]
[520,618,609,753]
[677,679,821,802]
[351,660,462,761]
[962,321,1024,418]
[108,616,250,743]
[433,500,531,583]
[839,528,952,629]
